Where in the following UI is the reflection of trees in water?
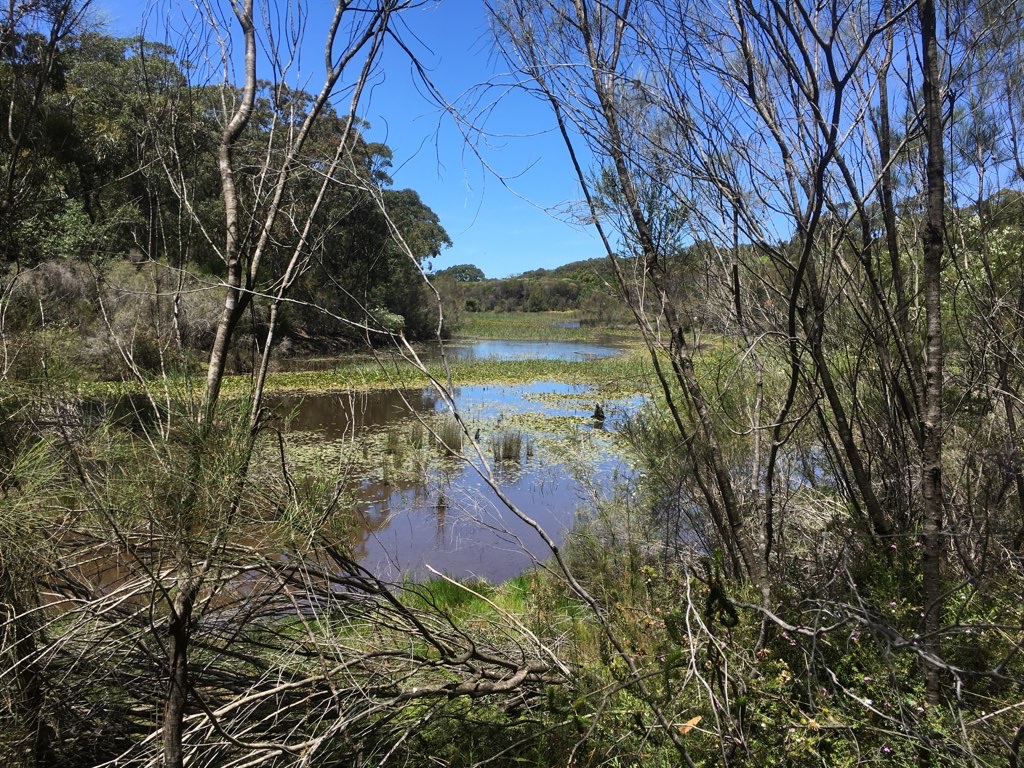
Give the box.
[350,478,441,561]
[270,388,441,439]
[435,491,448,548]
[270,383,638,580]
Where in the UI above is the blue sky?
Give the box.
[93,0,602,279]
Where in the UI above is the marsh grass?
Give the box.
[403,574,549,625]
[228,353,653,398]
[461,311,637,342]
[435,415,463,454]
[498,573,537,614]
[80,343,655,401]
[408,423,425,448]
[406,577,495,613]
[490,429,525,462]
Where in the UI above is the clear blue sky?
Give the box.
[93,0,602,279]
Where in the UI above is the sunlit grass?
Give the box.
[434,414,464,454]
[490,429,525,462]
[400,571,548,621]
[461,311,638,342]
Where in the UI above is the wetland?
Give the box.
[269,332,646,582]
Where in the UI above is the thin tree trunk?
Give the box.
[200,0,257,425]
[162,566,198,768]
[570,0,762,586]
[918,0,945,710]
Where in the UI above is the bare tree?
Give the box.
[487,0,1022,760]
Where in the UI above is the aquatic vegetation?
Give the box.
[461,311,637,342]
[257,378,637,583]
[490,429,525,462]
[77,340,658,404]
[385,428,404,457]
[408,422,426,448]
[434,414,464,454]
[248,352,652,398]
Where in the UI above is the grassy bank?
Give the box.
[460,310,638,342]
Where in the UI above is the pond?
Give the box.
[436,338,620,361]
[272,338,627,372]
[272,341,642,582]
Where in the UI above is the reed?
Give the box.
[490,429,524,462]
[408,422,426,449]
[435,415,463,454]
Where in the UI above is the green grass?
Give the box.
[401,572,547,622]
[461,311,638,342]
[434,414,464,453]
[404,576,495,612]
[490,429,525,462]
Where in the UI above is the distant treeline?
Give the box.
[432,258,629,321]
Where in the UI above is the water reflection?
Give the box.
[439,339,620,361]
[274,389,440,439]
[272,338,625,373]
[270,341,640,583]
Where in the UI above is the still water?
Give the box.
[273,341,640,582]
[439,338,619,361]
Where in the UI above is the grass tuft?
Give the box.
[405,577,494,614]
[435,415,463,454]
[490,429,525,462]
[408,422,425,449]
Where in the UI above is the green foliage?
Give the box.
[3,4,1024,766]
[288,186,453,342]
[399,698,580,768]
[2,26,452,365]
[434,263,486,282]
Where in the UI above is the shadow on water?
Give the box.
[273,388,441,439]
[269,340,641,582]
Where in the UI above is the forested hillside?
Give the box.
[3,0,1024,767]
[2,22,452,378]
[433,257,614,312]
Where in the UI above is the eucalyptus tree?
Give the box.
[0,0,97,264]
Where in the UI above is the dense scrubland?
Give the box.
[3,0,1024,767]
